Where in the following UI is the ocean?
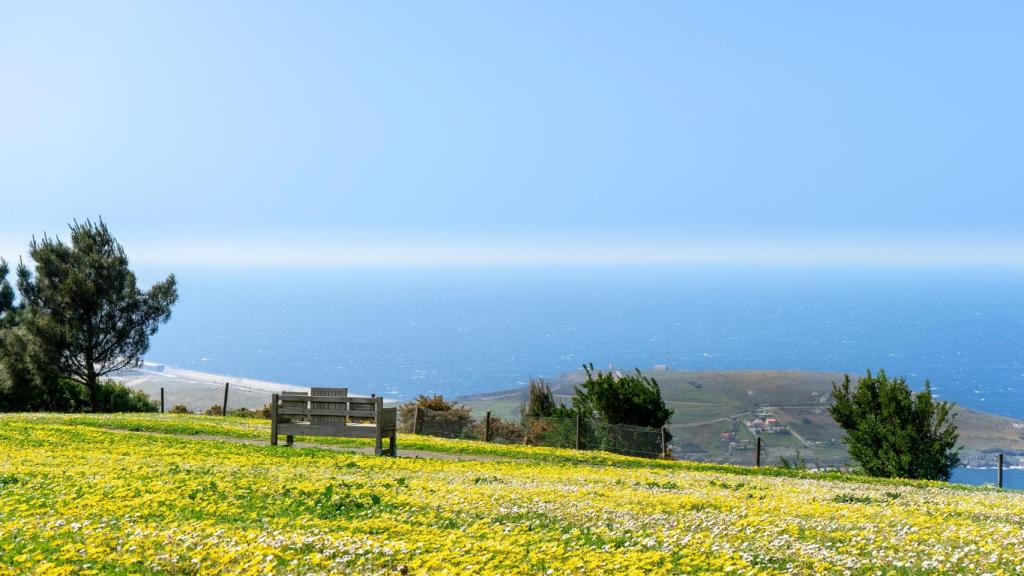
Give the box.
[950,467,1024,489]
[145,265,1024,411]
[144,264,1024,484]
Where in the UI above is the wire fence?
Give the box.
[400,407,668,458]
[137,383,814,468]
[136,384,809,468]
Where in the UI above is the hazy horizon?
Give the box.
[3,232,1024,269]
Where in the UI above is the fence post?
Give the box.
[413,406,421,435]
[160,387,164,414]
[998,453,1004,488]
[755,436,762,467]
[222,382,229,416]
[484,411,492,442]
[661,427,667,458]
[575,411,581,450]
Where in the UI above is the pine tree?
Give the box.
[16,219,178,412]
[0,259,15,328]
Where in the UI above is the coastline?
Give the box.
[112,362,309,412]
[113,362,398,412]
[122,363,310,393]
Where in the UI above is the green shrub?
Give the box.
[228,405,271,419]
[398,395,472,434]
[572,364,673,429]
[95,381,158,413]
[778,450,809,470]
[474,414,526,444]
[521,378,559,422]
[830,370,959,481]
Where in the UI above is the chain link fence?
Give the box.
[400,407,668,458]
[579,419,665,458]
[417,408,480,440]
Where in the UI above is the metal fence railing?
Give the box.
[400,406,669,459]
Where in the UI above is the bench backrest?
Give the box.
[311,387,347,425]
[276,387,383,427]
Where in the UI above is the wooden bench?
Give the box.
[270,387,397,456]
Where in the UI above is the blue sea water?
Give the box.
[950,467,1024,490]
[143,265,1024,485]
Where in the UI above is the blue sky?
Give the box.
[1,1,1022,266]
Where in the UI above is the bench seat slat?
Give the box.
[277,407,378,417]
[276,423,385,438]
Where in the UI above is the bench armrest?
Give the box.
[380,407,397,432]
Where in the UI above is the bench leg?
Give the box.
[390,431,397,457]
[271,432,278,446]
[286,435,294,447]
[375,434,383,456]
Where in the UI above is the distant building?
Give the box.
[760,416,789,433]
[652,364,668,371]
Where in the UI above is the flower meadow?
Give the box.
[1,415,1023,574]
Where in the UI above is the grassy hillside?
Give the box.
[1,414,1022,575]
[462,370,1024,468]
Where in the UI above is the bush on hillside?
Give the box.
[471,414,526,444]
[228,405,272,419]
[571,364,673,429]
[397,395,473,435]
[778,450,810,470]
[95,381,159,413]
[0,371,156,413]
[520,377,560,423]
[830,370,960,481]
[0,327,71,412]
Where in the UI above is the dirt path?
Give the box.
[100,428,514,462]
